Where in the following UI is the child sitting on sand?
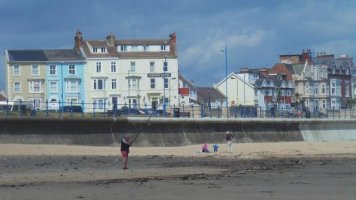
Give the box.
[202,144,210,153]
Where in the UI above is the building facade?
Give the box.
[5,31,180,113]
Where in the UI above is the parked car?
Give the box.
[139,108,154,115]
[59,106,83,113]
[119,106,145,116]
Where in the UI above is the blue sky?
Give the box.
[1,0,356,90]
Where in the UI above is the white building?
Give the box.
[78,31,179,112]
[215,72,255,107]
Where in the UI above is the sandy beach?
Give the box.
[0,141,356,200]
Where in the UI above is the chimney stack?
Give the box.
[74,30,83,50]
[106,33,116,46]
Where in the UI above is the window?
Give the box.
[150,79,155,89]
[144,45,149,51]
[161,45,166,51]
[29,80,43,93]
[69,65,75,75]
[132,45,138,51]
[322,100,326,109]
[93,79,105,90]
[112,79,117,90]
[93,47,98,53]
[111,62,116,73]
[314,83,318,95]
[13,65,20,76]
[331,99,336,109]
[129,79,137,89]
[305,84,309,95]
[322,84,326,94]
[49,81,58,93]
[314,100,319,110]
[163,60,168,71]
[120,45,127,51]
[31,65,39,76]
[101,47,106,53]
[150,62,155,72]
[96,62,102,73]
[345,80,350,97]
[66,98,78,105]
[164,78,168,89]
[331,81,336,95]
[66,80,79,93]
[14,82,21,93]
[130,62,136,72]
[93,99,105,110]
[30,98,41,109]
[50,65,56,75]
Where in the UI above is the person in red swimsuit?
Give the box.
[121,134,132,170]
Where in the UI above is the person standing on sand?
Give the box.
[121,134,132,170]
[225,131,233,153]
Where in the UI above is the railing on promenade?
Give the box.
[1,99,356,119]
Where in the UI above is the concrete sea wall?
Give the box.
[0,117,355,146]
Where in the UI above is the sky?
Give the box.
[1,0,356,91]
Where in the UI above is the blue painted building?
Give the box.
[45,49,85,110]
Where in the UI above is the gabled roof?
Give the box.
[197,87,225,102]
[0,90,6,101]
[178,73,195,88]
[82,41,118,58]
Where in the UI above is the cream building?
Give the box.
[78,31,179,112]
[5,50,47,108]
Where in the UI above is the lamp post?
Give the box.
[243,74,246,105]
[163,56,168,117]
[208,90,211,118]
[220,45,228,117]
[60,62,64,108]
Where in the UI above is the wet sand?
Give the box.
[0,141,356,200]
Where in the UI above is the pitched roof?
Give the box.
[0,90,6,101]
[197,87,225,102]
[7,50,47,62]
[81,36,177,59]
[116,39,169,45]
[7,49,84,62]
[44,49,84,61]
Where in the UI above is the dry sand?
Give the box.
[0,141,355,200]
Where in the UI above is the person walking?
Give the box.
[225,131,234,153]
[121,134,132,170]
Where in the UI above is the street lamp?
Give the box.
[243,74,246,105]
[163,55,168,116]
[208,90,211,118]
[220,45,228,117]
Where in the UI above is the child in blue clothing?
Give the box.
[213,144,219,152]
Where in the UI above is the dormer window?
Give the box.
[132,45,138,51]
[93,47,98,53]
[120,45,127,52]
[144,45,149,51]
[161,45,166,51]
[101,47,106,53]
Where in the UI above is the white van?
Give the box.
[0,101,33,112]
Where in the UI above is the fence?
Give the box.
[1,99,356,119]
